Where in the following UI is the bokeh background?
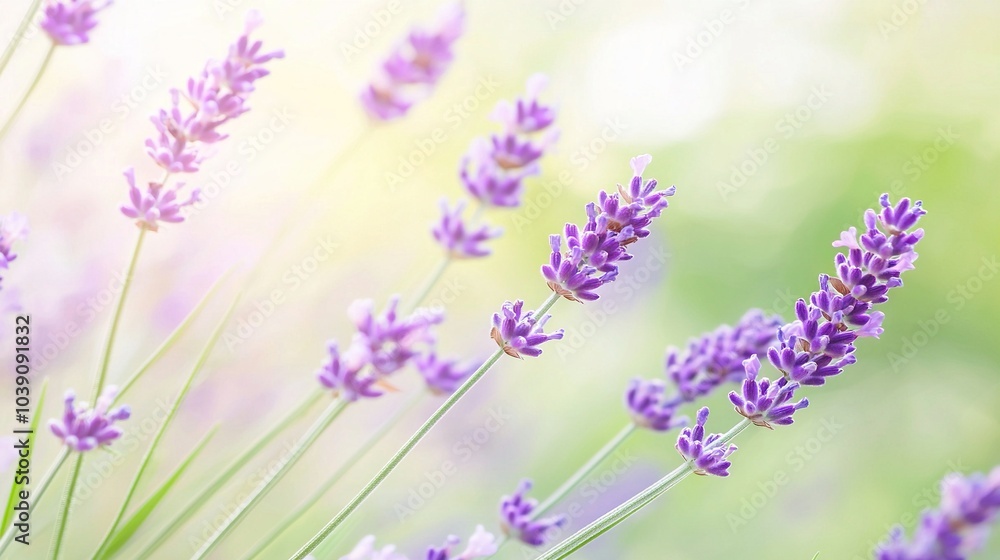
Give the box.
[1,0,998,558]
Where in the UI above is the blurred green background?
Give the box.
[0,0,998,558]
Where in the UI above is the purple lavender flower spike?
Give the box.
[490,300,563,359]
[415,352,477,395]
[336,535,408,560]
[348,296,444,376]
[120,168,200,232]
[493,74,557,135]
[729,356,809,429]
[425,526,497,560]
[49,387,130,452]
[361,3,464,120]
[876,466,1000,560]
[40,0,111,46]
[432,199,502,259]
[674,407,737,477]
[542,155,675,303]
[316,342,383,402]
[625,378,687,432]
[500,480,567,547]
[0,213,28,290]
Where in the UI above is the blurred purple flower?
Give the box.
[877,466,1000,560]
[624,378,687,432]
[316,342,382,402]
[542,155,674,302]
[729,356,809,429]
[490,300,563,359]
[0,213,28,290]
[348,296,444,376]
[49,387,130,452]
[40,0,111,46]
[415,352,477,395]
[335,535,407,560]
[500,480,567,547]
[674,407,736,477]
[425,526,497,560]
[120,168,200,231]
[432,199,502,259]
[361,3,464,120]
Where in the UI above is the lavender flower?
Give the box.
[461,75,557,208]
[490,300,563,359]
[542,155,675,302]
[432,200,501,259]
[120,168,200,231]
[348,296,444,376]
[0,213,28,289]
[674,407,737,477]
[624,379,687,431]
[316,342,382,402]
[49,387,130,452]
[415,352,477,395]
[729,356,809,429]
[336,535,407,560]
[425,526,498,560]
[877,466,1000,559]
[361,3,464,120]
[500,480,567,547]
[40,0,111,46]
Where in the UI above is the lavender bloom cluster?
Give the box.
[877,466,1000,559]
[361,3,464,121]
[49,387,130,452]
[41,0,111,46]
[432,75,559,259]
[328,526,497,560]
[0,213,28,291]
[625,309,783,432]
[543,155,675,303]
[675,407,737,477]
[491,300,564,359]
[121,11,283,231]
[499,480,567,546]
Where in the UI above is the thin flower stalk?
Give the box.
[47,451,85,560]
[0,448,68,554]
[0,43,56,145]
[0,0,44,79]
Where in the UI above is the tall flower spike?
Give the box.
[500,480,567,547]
[490,300,564,359]
[432,199,502,259]
[461,74,558,208]
[348,296,444,376]
[0,212,28,290]
[876,466,1000,560]
[316,342,382,402]
[120,168,200,232]
[729,356,809,429]
[624,378,687,432]
[361,3,464,120]
[49,387,131,452]
[543,155,675,302]
[415,352,477,395]
[41,0,112,46]
[674,407,737,477]
[425,526,498,560]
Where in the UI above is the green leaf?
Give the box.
[811,553,821,560]
[2,379,47,529]
[99,427,218,559]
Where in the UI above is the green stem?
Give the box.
[192,399,349,560]
[0,447,69,554]
[0,0,44,79]
[47,452,83,560]
[93,227,147,402]
[290,292,561,560]
[532,423,636,517]
[407,256,451,313]
[534,419,751,560]
[132,391,323,559]
[243,392,425,560]
[0,42,55,145]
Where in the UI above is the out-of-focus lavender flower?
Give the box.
[432,199,501,259]
[461,74,557,208]
[361,3,464,120]
[500,480,567,547]
[49,387,130,452]
[336,535,407,560]
[674,407,736,477]
[120,168,200,232]
[425,526,498,560]
[490,300,563,359]
[624,378,687,431]
[0,213,28,290]
[348,296,444,376]
[543,155,674,302]
[729,356,809,429]
[877,466,1000,560]
[415,352,477,395]
[316,342,382,402]
[40,0,111,46]
[728,195,926,430]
